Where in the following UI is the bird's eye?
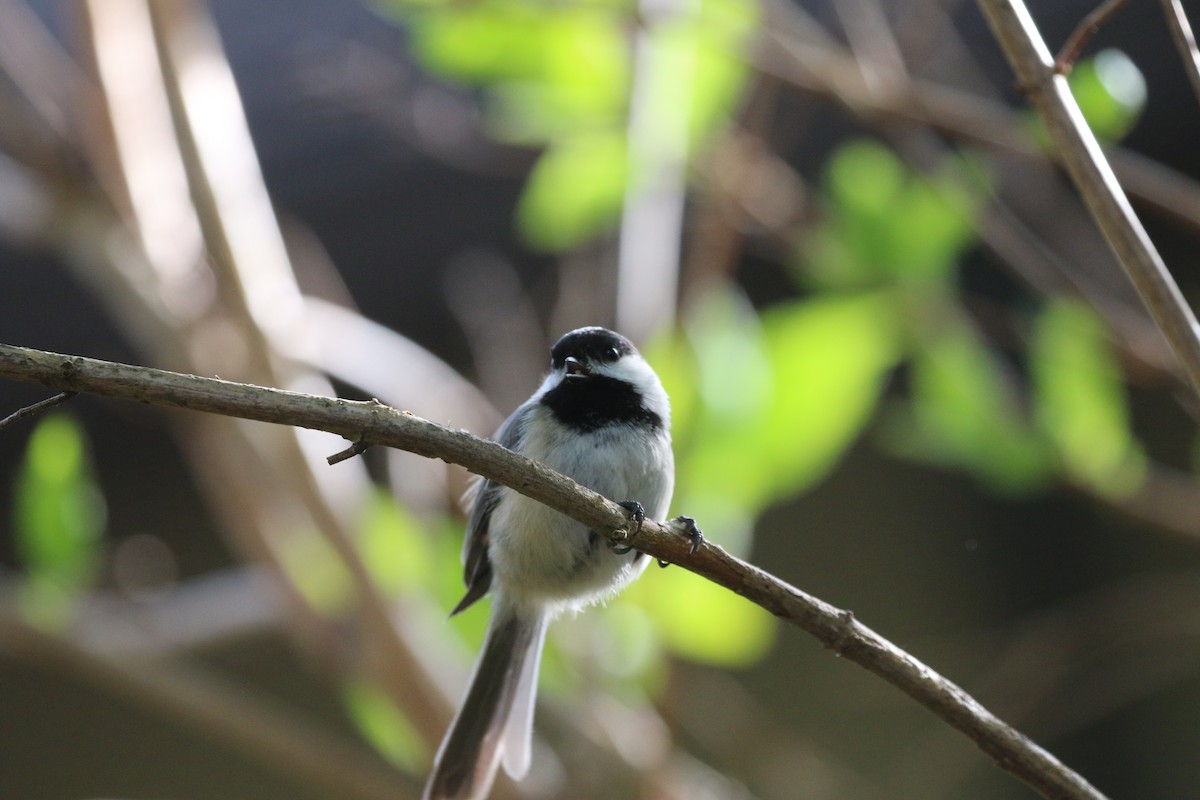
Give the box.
[606,347,619,361]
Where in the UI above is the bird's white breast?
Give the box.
[488,404,673,612]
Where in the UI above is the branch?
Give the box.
[977,0,1200,404]
[1160,0,1200,109]
[0,390,75,429]
[1053,0,1129,74]
[0,342,1106,800]
[754,2,1200,236]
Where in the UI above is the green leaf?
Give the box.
[360,489,433,594]
[885,173,978,285]
[683,0,758,145]
[342,678,427,771]
[14,414,105,590]
[13,413,106,628]
[278,529,353,614]
[671,290,900,548]
[489,9,629,142]
[758,291,900,495]
[674,290,774,547]
[827,139,905,219]
[627,563,774,668]
[805,140,979,290]
[895,326,1050,491]
[516,130,628,251]
[1032,298,1144,495]
[643,329,701,445]
[1069,49,1146,141]
[386,0,756,251]
[406,2,548,84]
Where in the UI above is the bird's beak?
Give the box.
[564,357,589,377]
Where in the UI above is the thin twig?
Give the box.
[0,390,76,430]
[978,0,1200,406]
[1054,0,1130,74]
[0,342,1106,800]
[1160,0,1200,108]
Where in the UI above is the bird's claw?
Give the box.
[610,501,645,555]
[657,516,703,568]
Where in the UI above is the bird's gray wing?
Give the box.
[449,404,529,617]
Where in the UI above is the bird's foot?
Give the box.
[610,501,645,555]
[657,516,703,568]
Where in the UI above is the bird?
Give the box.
[423,326,699,800]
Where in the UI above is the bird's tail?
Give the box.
[424,596,548,800]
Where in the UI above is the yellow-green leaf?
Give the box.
[516,131,628,251]
[1032,298,1144,495]
[343,678,427,771]
[1069,49,1146,142]
[628,564,774,668]
[14,414,105,590]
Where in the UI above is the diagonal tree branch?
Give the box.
[977,0,1200,404]
[1160,0,1200,109]
[0,342,1106,800]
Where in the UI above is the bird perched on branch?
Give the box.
[424,326,699,800]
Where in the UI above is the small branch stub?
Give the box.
[327,439,370,465]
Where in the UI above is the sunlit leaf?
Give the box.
[805,140,978,290]
[674,290,774,548]
[360,489,433,594]
[628,564,774,668]
[516,131,628,251]
[14,414,105,592]
[684,0,757,144]
[278,528,353,613]
[383,0,755,251]
[671,289,900,549]
[491,10,628,142]
[1032,298,1144,495]
[893,326,1049,491]
[644,331,700,447]
[343,678,427,771]
[1069,49,1146,141]
[886,173,978,285]
[758,291,901,495]
[406,2,547,84]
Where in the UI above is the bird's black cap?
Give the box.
[550,327,636,370]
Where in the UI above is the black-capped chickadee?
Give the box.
[424,326,698,800]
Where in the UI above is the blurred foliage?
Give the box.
[893,325,1052,492]
[625,564,774,668]
[1032,298,1145,496]
[649,132,1145,532]
[12,413,106,627]
[803,139,980,291]
[648,287,901,550]
[361,487,436,595]
[377,0,757,250]
[278,526,354,614]
[1068,49,1147,142]
[343,677,427,772]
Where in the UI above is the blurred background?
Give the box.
[2,0,1200,798]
